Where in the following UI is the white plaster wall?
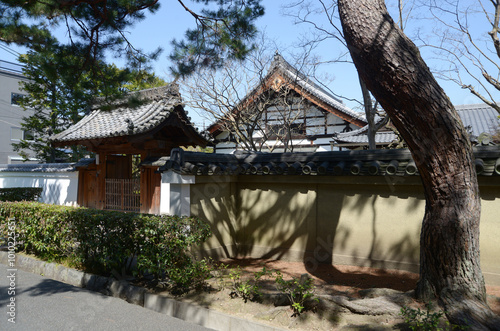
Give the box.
[0,172,78,206]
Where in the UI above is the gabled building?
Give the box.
[0,60,38,164]
[207,53,367,154]
[51,84,208,214]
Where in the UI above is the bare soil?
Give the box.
[153,259,500,330]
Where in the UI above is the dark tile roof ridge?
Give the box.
[125,99,167,133]
[335,125,370,137]
[162,146,500,176]
[0,163,76,172]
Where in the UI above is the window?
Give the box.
[11,127,34,141]
[24,130,34,140]
[11,93,26,106]
[266,123,306,138]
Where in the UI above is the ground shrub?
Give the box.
[0,187,42,202]
[0,201,212,290]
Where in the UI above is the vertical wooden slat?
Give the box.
[105,178,140,212]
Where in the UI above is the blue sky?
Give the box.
[1,1,498,128]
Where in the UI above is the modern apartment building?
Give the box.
[0,60,37,164]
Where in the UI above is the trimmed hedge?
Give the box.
[0,201,212,288]
[0,187,43,202]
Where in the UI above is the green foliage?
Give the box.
[13,45,130,162]
[400,303,469,330]
[122,71,167,92]
[0,201,212,291]
[134,214,212,289]
[274,271,318,316]
[228,266,269,302]
[0,0,161,70]
[227,266,318,316]
[0,187,42,202]
[211,261,230,290]
[2,0,263,78]
[169,0,265,77]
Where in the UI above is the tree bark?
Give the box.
[338,0,499,328]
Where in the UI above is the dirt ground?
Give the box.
[156,259,500,330]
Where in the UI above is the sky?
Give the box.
[1,1,498,128]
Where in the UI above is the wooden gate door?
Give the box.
[140,167,161,214]
[84,170,98,209]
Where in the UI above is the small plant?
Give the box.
[274,271,318,316]
[229,266,261,302]
[210,260,229,291]
[400,303,469,330]
[228,266,273,303]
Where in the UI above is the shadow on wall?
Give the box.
[192,176,426,277]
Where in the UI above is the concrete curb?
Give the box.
[0,251,284,331]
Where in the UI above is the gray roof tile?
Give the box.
[51,84,184,143]
[333,104,499,146]
[455,103,499,136]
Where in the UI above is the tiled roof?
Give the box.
[455,103,499,136]
[332,104,499,146]
[0,163,75,172]
[333,123,397,145]
[159,146,500,177]
[51,84,195,143]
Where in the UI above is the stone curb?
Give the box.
[0,251,284,331]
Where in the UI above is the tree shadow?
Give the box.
[21,278,81,297]
[192,176,425,302]
[0,286,9,306]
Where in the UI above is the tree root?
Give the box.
[441,294,500,330]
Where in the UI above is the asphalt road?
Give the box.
[0,263,213,331]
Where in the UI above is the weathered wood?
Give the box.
[96,152,106,210]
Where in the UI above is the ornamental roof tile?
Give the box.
[159,146,500,177]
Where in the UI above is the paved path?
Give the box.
[0,263,212,330]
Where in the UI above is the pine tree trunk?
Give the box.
[338,0,499,328]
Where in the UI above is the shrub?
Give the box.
[274,271,318,315]
[0,187,42,202]
[134,214,212,288]
[0,201,212,290]
[400,303,469,330]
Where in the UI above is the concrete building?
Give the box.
[0,60,37,164]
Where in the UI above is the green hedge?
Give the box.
[0,202,212,289]
[0,187,43,202]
